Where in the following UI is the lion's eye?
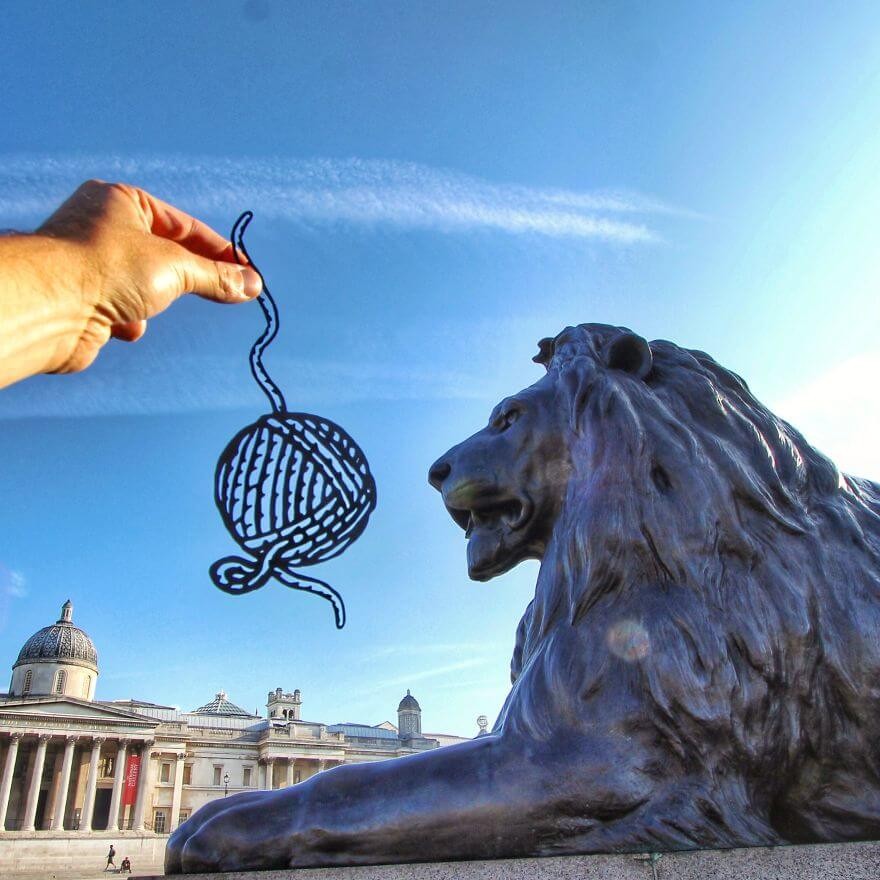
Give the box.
[495,407,520,431]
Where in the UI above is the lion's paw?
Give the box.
[165,790,284,874]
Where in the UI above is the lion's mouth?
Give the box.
[446,495,530,536]
[443,487,534,580]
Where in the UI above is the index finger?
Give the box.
[135,188,242,264]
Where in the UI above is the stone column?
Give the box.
[51,736,77,830]
[106,739,128,832]
[169,753,185,832]
[318,759,326,773]
[131,741,154,832]
[285,758,294,788]
[43,748,63,828]
[0,733,23,831]
[79,736,104,831]
[22,734,50,831]
[265,758,275,790]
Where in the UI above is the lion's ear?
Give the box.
[533,338,555,369]
[605,332,653,379]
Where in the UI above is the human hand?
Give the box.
[35,179,262,373]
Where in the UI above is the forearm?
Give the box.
[0,234,87,388]
[290,735,619,865]
[167,728,657,872]
[291,740,547,865]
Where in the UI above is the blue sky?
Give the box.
[1,2,879,735]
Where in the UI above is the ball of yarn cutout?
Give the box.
[209,212,377,628]
[215,413,376,565]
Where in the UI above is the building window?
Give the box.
[182,764,192,786]
[243,767,252,787]
[178,810,191,826]
[153,810,167,833]
[54,669,66,694]
[22,669,32,695]
[82,675,90,698]
[160,762,171,783]
[212,766,222,786]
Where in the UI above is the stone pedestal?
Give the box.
[140,840,879,880]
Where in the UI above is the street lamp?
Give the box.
[223,772,229,797]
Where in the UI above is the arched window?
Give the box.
[55,669,66,694]
[22,669,33,695]
[82,675,91,698]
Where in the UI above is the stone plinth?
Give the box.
[141,840,880,880]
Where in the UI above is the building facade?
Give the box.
[0,601,470,838]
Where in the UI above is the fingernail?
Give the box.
[239,267,263,299]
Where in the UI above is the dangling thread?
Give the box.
[231,212,286,414]
[209,212,377,628]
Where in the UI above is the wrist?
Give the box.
[28,231,94,317]
[0,233,93,382]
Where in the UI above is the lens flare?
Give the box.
[606,620,650,661]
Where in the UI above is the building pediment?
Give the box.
[0,695,158,732]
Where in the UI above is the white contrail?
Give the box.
[0,154,674,243]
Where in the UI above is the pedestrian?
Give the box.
[120,856,132,873]
[105,844,116,871]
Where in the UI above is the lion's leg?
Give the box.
[166,731,652,873]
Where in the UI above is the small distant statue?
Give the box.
[167,323,880,873]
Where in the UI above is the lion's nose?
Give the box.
[428,458,451,490]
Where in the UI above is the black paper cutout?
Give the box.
[209,212,377,628]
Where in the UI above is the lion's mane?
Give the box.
[508,323,880,845]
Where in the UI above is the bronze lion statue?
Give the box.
[167,323,880,873]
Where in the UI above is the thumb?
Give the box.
[111,320,148,342]
[172,252,263,304]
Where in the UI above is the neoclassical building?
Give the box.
[0,601,470,840]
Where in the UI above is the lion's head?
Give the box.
[428,363,576,581]
[428,323,660,583]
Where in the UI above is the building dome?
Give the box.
[397,689,422,739]
[397,689,420,712]
[192,691,256,718]
[14,600,98,672]
[10,600,99,700]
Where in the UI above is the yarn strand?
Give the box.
[274,566,346,630]
[231,211,287,414]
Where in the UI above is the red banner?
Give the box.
[123,753,141,806]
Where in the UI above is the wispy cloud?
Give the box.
[0,351,487,420]
[0,154,677,243]
[361,658,491,695]
[361,641,498,662]
[0,566,27,631]
[429,676,504,692]
[0,568,27,599]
